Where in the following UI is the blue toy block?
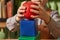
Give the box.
[20,19,38,36]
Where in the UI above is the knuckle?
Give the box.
[21,1,26,5]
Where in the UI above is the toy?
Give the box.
[23,1,38,19]
[18,36,37,40]
[19,1,39,40]
[20,19,37,36]
[19,19,39,40]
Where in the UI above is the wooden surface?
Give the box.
[0,22,6,28]
[0,39,18,40]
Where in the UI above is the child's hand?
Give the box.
[30,1,50,24]
[16,1,26,22]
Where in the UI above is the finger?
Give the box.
[32,2,44,11]
[31,5,39,10]
[31,0,40,2]
[39,4,46,13]
[31,15,39,18]
[18,10,25,13]
[21,1,27,6]
[32,2,40,5]
[19,6,26,10]
[18,14,24,18]
[30,9,39,14]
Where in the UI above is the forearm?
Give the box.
[39,10,60,38]
[47,18,60,38]
[47,11,60,38]
[6,15,19,32]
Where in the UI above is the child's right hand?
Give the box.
[16,1,26,22]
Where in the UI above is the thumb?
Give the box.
[21,1,27,6]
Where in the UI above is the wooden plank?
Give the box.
[0,1,1,18]
[0,39,18,40]
[1,0,6,19]
[0,22,6,28]
[7,1,13,18]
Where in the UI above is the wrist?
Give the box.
[44,15,51,24]
[15,16,20,22]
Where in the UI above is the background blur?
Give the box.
[0,0,60,39]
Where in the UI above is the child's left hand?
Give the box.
[30,0,50,24]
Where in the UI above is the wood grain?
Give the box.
[0,1,2,18]
[1,0,6,19]
[0,22,6,28]
[7,1,12,18]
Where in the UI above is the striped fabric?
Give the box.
[6,10,60,38]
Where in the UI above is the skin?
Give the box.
[8,0,60,39]
[16,0,50,24]
[13,0,52,39]
[31,0,53,39]
[15,0,52,39]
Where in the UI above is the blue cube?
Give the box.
[20,19,37,36]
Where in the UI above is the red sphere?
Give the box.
[23,1,38,19]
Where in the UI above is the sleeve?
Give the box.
[6,14,19,31]
[47,10,60,38]
[37,18,42,25]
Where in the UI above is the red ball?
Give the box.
[23,1,38,19]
